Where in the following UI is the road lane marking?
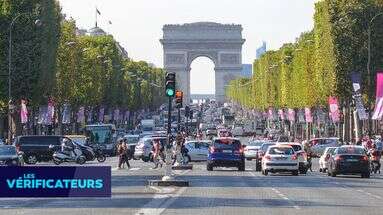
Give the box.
[135,187,187,215]
[248,171,301,210]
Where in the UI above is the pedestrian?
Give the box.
[152,139,163,169]
[122,139,131,169]
[117,139,126,169]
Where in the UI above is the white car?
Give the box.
[319,147,337,173]
[232,126,244,137]
[185,140,210,161]
[244,140,264,160]
[276,142,309,174]
[261,145,299,176]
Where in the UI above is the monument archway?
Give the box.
[160,22,245,104]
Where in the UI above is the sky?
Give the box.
[58,0,317,94]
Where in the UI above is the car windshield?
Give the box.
[69,137,86,145]
[269,147,294,155]
[0,146,16,156]
[337,147,365,155]
[247,141,264,147]
[126,136,139,144]
[213,139,241,150]
[86,126,112,145]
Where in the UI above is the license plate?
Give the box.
[223,150,232,153]
[347,159,358,162]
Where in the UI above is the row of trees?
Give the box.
[0,0,166,136]
[227,0,383,111]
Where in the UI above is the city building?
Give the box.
[256,41,267,59]
[240,64,253,78]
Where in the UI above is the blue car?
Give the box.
[207,138,245,171]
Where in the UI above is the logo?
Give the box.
[0,166,111,197]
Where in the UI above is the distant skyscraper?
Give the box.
[241,64,253,78]
[256,41,267,59]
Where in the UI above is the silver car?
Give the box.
[185,140,211,161]
[309,138,340,157]
[244,140,264,160]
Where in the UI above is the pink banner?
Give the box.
[20,99,28,124]
[77,107,85,123]
[287,109,295,122]
[372,72,383,120]
[328,96,340,122]
[278,109,285,120]
[304,107,313,123]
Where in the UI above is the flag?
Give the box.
[287,109,295,122]
[47,99,54,125]
[96,8,101,15]
[372,72,383,119]
[278,109,285,120]
[350,72,368,120]
[77,107,85,123]
[328,97,340,122]
[305,108,313,123]
[62,104,71,124]
[99,108,104,122]
[298,109,305,123]
[20,99,28,124]
[113,109,120,121]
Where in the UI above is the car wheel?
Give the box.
[264,170,268,176]
[77,156,86,165]
[362,172,370,178]
[292,170,299,176]
[142,156,150,162]
[207,164,213,171]
[26,155,38,165]
[323,168,327,173]
[300,168,308,174]
[319,168,322,172]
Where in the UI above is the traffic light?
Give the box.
[165,72,176,97]
[175,90,183,108]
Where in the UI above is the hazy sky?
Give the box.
[58,0,317,94]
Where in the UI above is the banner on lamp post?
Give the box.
[372,72,383,120]
[305,108,313,123]
[328,97,340,123]
[350,72,368,120]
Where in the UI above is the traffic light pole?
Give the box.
[177,107,181,132]
[163,96,174,182]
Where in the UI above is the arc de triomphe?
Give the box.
[160,22,245,104]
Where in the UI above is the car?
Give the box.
[261,145,299,176]
[319,147,337,173]
[308,138,340,157]
[13,135,64,164]
[207,138,245,171]
[327,145,370,178]
[232,126,244,137]
[255,142,276,171]
[276,142,309,174]
[185,140,211,161]
[244,140,264,160]
[205,127,218,137]
[0,145,24,166]
[134,136,167,162]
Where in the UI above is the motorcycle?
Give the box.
[370,150,381,174]
[91,144,106,163]
[49,144,86,165]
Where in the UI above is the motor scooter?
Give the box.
[49,144,86,165]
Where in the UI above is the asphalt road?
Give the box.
[1,144,383,214]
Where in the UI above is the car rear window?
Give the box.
[269,147,294,155]
[289,145,302,152]
[261,143,275,152]
[213,139,241,149]
[248,141,264,147]
[337,147,365,155]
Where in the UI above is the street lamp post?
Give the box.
[8,13,41,144]
[367,12,383,135]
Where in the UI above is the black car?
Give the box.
[327,146,370,178]
[0,145,24,166]
[14,135,63,164]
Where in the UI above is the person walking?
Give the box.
[122,139,131,169]
[152,139,163,169]
[117,139,127,169]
